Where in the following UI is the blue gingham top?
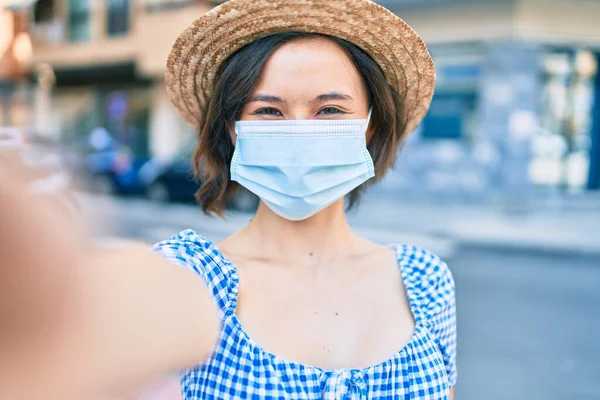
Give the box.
[154,230,457,399]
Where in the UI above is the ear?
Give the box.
[226,121,237,146]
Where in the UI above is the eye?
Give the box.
[317,107,345,115]
[254,107,283,117]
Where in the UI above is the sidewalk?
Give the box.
[351,192,600,256]
[82,192,600,257]
[83,195,457,259]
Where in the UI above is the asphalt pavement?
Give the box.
[452,247,600,400]
[80,194,600,400]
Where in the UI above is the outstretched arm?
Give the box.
[0,156,219,399]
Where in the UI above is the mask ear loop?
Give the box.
[362,107,376,173]
[365,107,373,132]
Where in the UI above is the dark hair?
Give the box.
[194,31,407,216]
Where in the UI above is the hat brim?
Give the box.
[165,0,435,135]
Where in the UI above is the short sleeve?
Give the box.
[397,245,457,387]
[152,229,211,284]
[427,260,457,387]
[153,229,236,316]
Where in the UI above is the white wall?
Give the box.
[391,0,600,48]
[149,81,194,160]
[515,0,600,47]
[392,0,516,44]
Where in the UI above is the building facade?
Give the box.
[31,0,212,160]
[28,0,600,195]
[380,0,600,195]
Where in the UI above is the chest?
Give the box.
[233,258,415,370]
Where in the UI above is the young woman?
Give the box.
[0,0,456,399]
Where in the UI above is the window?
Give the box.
[421,46,482,140]
[531,50,598,189]
[34,0,54,24]
[420,92,477,140]
[68,0,90,42]
[107,0,129,36]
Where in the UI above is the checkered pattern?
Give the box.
[154,230,457,399]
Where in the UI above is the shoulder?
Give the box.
[152,229,224,280]
[393,244,455,317]
[153,230,237,315]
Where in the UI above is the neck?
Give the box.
[239,199,355,264]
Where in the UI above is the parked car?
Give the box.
[62,132,148,196]
[138,155,197,203]
[139,153,259,212]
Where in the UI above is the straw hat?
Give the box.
[166,0,435,135]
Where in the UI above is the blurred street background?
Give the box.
[1,0,600,399]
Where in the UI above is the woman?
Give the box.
[0,0,455,399]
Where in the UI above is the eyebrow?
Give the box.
[248,92,354,104]
[248,94,284,103]
[312,92,354,103]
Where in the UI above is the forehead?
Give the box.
[253,37,366,96]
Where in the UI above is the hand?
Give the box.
[0,150,85,398]
[0,150,218,399]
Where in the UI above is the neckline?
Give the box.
[208,240,425,374]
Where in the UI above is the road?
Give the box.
[452,247,600,400]
[83,195,600,400]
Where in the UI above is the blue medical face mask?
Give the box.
[231,110,375,221]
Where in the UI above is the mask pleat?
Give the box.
[230,112,375,220]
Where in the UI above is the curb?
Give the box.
[353,226,457,260]
[454,238,600,258]
[83,194,599,258]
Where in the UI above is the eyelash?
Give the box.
[318,107,345,115]
[254,107,346,116]
[254,107,283,116]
